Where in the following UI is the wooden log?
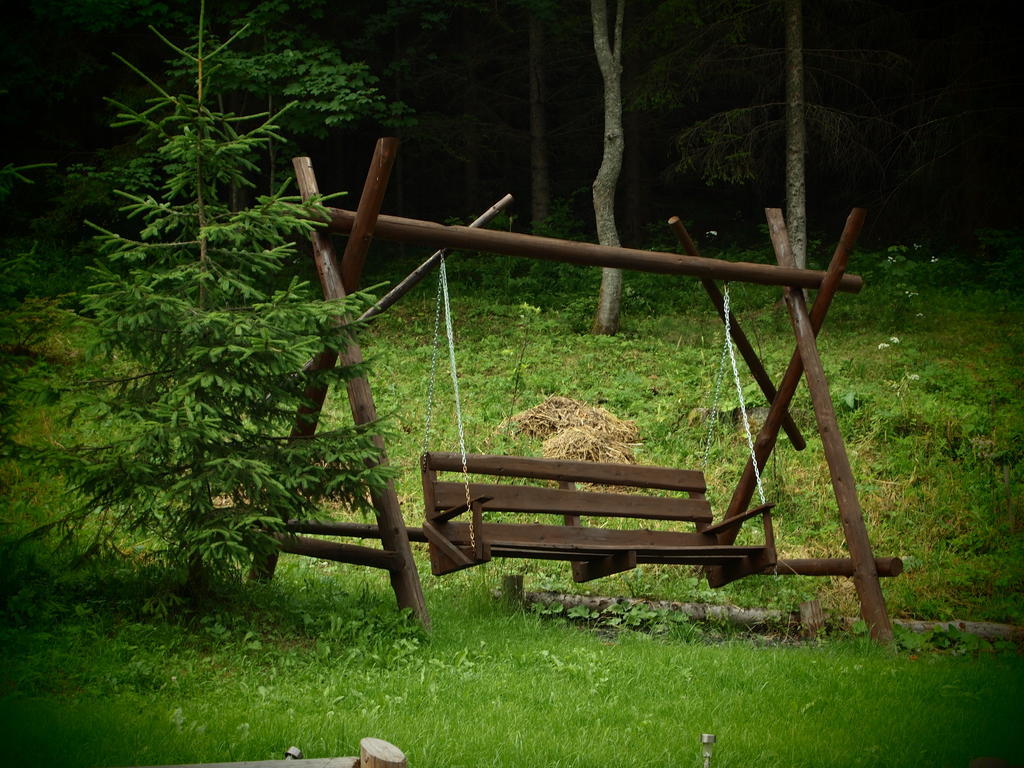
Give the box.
[359,738,407,768]
[766,208,893,643]
[358,193,514,321]
[324,207,864,293]
[668,216,806,451]
[431,481,712,522]
[424,452,706,492]
[771,557,903,577]
[290,156,429,628]
[274,535,401,570]
[340,138,399,293]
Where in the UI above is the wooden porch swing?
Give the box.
[264,138,901,642]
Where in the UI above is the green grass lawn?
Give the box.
[1,559,1021,768]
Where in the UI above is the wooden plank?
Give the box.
[493,544,765,563]
[766,208,893,642]
[572,550,638,582]
[421,520,475,575]
[669,216,806,451]
[702,503,775,538]
[324,207,864,292]
[441,521,713,553]
[432,482,712,522]
[424,452,707,492]
[274,535,401,570]
[428,495,493,523]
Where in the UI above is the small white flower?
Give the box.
[913,243,922,250]
[916,312,924,317]
[908,374,920,381]
[889,336,900,344]
[878,343,890,350]
[930,256,939,263]
[706,230,718,237]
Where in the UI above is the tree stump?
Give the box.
[359,738,407,768]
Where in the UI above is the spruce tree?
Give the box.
[69,9,387,594]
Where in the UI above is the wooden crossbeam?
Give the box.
[324,208,864,292]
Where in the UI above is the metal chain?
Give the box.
[437,257,476,550]
[722,285,766,505]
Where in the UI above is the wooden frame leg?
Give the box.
[766,208,893,643]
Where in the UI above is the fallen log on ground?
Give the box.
[515,590,1024,642]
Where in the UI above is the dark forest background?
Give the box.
[2,0,1022,296]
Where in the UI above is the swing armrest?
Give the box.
[702,503,775,539]
[428,496,493,523]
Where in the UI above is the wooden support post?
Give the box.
[720,209,866,529]
[281,154,429,628]
[765,208,893,643]
[668,216,806,452]
[341,138,399,292]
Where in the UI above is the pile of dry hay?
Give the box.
[506,395,639,464]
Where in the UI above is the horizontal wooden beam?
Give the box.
[275,534,401,570]
[770,557,903,577]
[324,208,863,292]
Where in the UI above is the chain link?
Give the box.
[722,285,766,505]
[436,258,475,550]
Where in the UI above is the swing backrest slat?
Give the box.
[423,452,706,493]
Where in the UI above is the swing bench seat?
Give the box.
[421,452,776,586]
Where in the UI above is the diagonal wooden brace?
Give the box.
[765,208,893,642]
[720,209,866,531]
[668,217,806,451]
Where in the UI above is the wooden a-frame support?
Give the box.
[261,138,894,641]
[251,139,429,628]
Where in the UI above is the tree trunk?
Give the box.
[591,0,625,335]
[785,0,808,269]
[528,13,551,229]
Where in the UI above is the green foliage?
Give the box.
[60,10,390,593]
